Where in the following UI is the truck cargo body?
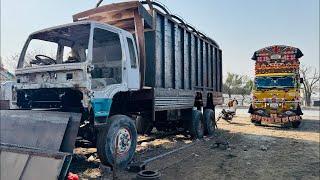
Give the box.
[145,10,223,111]
[73,1,223,113]
[3,1,223,172]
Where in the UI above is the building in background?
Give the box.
[0,65,15,82]
[0,65,15,109]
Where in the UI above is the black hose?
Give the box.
[141,1,170,14]
[96,0,103,8]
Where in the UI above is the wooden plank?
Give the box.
[203,42,207,88]
[73,1,152,28]
[155,13,164,88]
[197,39,201,87]
[208,45,212,89]
[164,18,173,88]
[107,18,135,31]
[134,10,146,89]
[191,35,196,89]
[183,29,189,90]
[73,1,139,21]
[80,9,135,23]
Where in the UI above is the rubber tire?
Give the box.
[97,115,137,169]
[251,119,261,126]
[292,120,301,128]
[135,114,153,135]
[189,110,204,139]
[203,109,215,136]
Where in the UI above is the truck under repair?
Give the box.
[1,1,223,179]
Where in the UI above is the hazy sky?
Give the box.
[1,0,319,77]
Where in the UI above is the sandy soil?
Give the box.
[70,109,320,180]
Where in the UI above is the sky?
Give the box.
[1,0,319,78]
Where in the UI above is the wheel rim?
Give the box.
[115,128,132,155]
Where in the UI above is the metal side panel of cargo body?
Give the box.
[0,145,72,180]
[154,88,195,111]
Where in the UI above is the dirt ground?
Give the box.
[70,108,320,180]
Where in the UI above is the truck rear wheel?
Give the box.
[251,118,261,126]
[135,113,153,135]
[292,120,301,128]
[188,109,204,139]
[203,109,215,136]
[97,115,137,169]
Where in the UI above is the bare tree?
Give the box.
[300,65,320,106]
[1,50,45,73]
[1,54,19,73]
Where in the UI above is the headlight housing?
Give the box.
[284,111,296,116]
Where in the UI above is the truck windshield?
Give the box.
[19,24,90,68]
[255,76,295,89]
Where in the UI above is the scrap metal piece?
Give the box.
[136,170,161,180]
[127,139,196,172]
[0,145,71,180]
[0,110,81,180]
[0,110,81,151]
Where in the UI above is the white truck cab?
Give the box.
[16,21,140,108]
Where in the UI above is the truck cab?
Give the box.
[252,73,301,117]
[16,21,139,111]
[13,21,142,168]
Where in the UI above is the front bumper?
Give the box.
[251,114,301,124]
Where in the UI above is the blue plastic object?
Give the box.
[91,98,112,118]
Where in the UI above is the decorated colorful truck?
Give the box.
[248,45,303,128]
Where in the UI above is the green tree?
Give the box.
[223,73,243,98]
[234,76,254,105]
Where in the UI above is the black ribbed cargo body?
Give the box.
[144,9,223,111]
[145,11,222,91]
[73,1,223,112]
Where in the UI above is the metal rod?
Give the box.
[113,136,118,180]
[143,141,196,164]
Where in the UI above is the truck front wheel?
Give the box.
[97,115,137,169]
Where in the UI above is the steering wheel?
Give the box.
[34,54,56,65]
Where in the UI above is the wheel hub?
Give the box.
[115,128,132,154]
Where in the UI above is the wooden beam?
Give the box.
[81,10,135,25]
[134,10,146,89]
[107,19,136,31]
[73,1,139,21]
